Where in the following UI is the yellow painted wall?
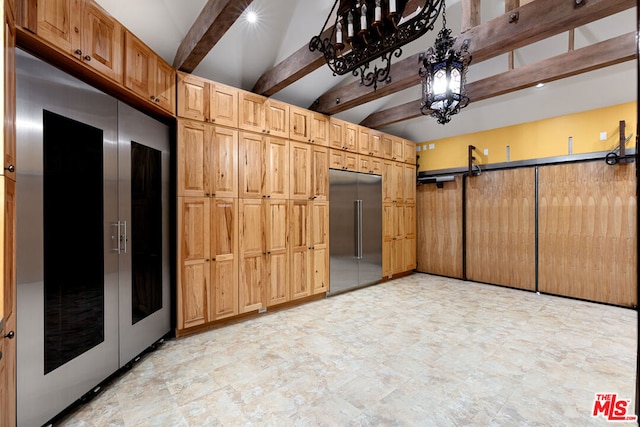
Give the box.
[417,102,637,172]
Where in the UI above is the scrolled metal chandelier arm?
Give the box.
[309,0,445,90]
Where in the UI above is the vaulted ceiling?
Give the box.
[95,0,637,142]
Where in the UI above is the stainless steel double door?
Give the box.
[329,169,382,295]
[15,50,171,427]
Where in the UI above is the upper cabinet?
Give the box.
[124,31,175,113]
[238,90,266,133]
[177,72,238,126]
[265,99,289,139]
[404,139,416,164]
[35,0,123,83]
[310,112,329,146]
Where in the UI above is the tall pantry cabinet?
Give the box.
[176,72,415,335]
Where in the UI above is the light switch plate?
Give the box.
[600,132,607,141]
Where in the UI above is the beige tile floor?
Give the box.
[56,274,638,426]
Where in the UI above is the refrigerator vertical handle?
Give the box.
[356,200,363,259]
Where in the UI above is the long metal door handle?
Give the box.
[121,221,127,254]
[354,200,359,258]
[356,200,363,259]
[111,222,121,253]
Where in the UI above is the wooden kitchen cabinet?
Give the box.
[382,202,394,277]
[265,200,289,306]
[403,164,416,204]
[344,122,358,152]
[210,197,238,320]
[404,203,416,271]
[239,132,289,199]
[310,112,329,146]
[177,72,208,121]
[329,117,345,150]
[210,81,238,127]
[370,130,382,158]
[238,90,266,133]
[290,105,311,143]
[177,72,238,126]
[265,99,289,138]
[311,201,329,294]
[3,0,15,181]
[210,126,238,198]
[311,145,329,201]
[289,140,311,200]
[358,126,371,156]
[178,197,210,329]
[35,0,123,82]
[391,136,404,161]
[329,148,358,172]
[290,200,310,300]
[238,131,265,199]
[381,133,393,160]
[177,120,210,197]
[124,31,175,113]
[239,198,265,313]
[404,139,416,164]
[290,107,330,146]
[265,136,289,200]
[393,161,405,203]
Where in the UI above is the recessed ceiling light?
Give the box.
[246,10,258,24]
[535,83,545,88]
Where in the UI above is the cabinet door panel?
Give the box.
[177,120,209,197]
[155,59,175,113]
[344,123,358,152]
[290,201,310,299]
[210,83,238,128]
[124,31,154,99]
[290,106,310,142]
[404,164,416,204]
[211,127,238,198]
[289,141,311,200]
[239,132,264,198]
[329,119,344,149]
[239,91,265,133]
[239,199,264,312]
[265,100,289,138]
[312,146,328,201]
[310,112,329,146]
[266,200,288,306]
[311,201,329,294]
[265,137,289,200]
[211,198,238,319]
[82,2,123,82]
[177,73,208,121]
[36,0,80,54]
[178,197,210,329]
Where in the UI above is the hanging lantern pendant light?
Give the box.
[420,1,472,124]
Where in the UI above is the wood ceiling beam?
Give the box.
[461,0,481,33]
[360,32,636,129]
[173,0,254,72]
[252,0,425,97]
[311,0,634,115]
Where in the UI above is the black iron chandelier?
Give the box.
[309,0,444,90]
[419,1,472,124]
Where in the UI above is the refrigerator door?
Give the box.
[329,169,359,294]
[357,173,383,286]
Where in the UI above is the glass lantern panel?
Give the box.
[433,68,448,95]
[450,68,461,93]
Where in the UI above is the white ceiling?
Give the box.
[95,0,637,143]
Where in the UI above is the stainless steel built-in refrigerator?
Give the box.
[329,170,382,295]
[16,50,172,426]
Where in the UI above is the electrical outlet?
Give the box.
[483,148,489,156]
[423,145,427,151]
[600,132,607,141]
[428,143,435,150]
[415,145,421,152]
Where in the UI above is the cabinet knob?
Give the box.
[150,96,156,101]
[4,330,15,339]
[84,55,92,62]
[4,165,14,173]
[75,49,82,56]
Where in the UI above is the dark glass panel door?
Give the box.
[131,141,163,324]
[43,110,105,374]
